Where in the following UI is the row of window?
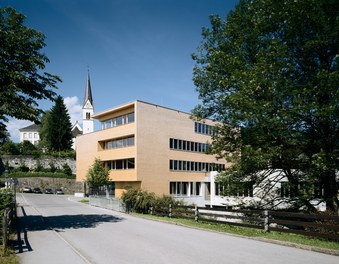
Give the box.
[169,138,209,153]
[104,158,135,170]
[194,122,215,136]
[169,182,201,196]
[101,112,135,130]
[102,136,135,150]
[23,132,39,139]
[169,160,225,172]
[280,182,324,198]
[215,182,254,197]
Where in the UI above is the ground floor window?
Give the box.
[280,182,324,198]
[170,182,201,196]
[215,182,253,197]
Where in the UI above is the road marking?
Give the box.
[53,230,93,264]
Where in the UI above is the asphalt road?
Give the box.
[15,193,338,264]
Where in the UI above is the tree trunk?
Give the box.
[323,170,339,214]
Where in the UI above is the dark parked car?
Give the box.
[23,187,32,193]
[33,187,42,193]
[55,188,64,195]
[45,188,53,194]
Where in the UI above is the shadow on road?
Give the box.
[19,206,124,231]
[15,206,124,254]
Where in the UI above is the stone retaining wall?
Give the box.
[4,177,84,195]
[0,155,76,174]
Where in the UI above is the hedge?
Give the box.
[8,172,76,179]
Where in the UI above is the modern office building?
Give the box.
[76,100,228,200]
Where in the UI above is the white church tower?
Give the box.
[82,70,94,134]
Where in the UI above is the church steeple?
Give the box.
[82,69,94,134]
[83,70,93,107]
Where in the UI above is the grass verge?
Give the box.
[133,213,339,253]
[0,232,19,264]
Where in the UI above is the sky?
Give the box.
[2,0,239,142]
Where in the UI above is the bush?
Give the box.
[121,189,182,214]
[18,160,29,172]
[47,150,76,159]
[121,188,156,213]
[48,161,57,173]
[0,141,19,155]
[34,159,44,172]
[0,189,13,211]
[154,195,182,208]
[62,163,73,176]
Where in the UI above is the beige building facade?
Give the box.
[76,100,227,199]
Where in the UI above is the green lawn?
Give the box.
[133,213,339,253]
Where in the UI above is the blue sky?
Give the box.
[2,0,238,142]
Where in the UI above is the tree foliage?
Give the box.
[40,96,73,152]
[0,7,61,137]
[85,159,110,194]
[192,0,338,212]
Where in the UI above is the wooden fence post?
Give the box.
[264,210,269,232]
[2,209,8,254]
[169,204,172,218]
[195,205,199,222]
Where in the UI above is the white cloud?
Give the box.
[64,96,83,126]
[6,96,83,143]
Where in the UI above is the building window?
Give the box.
[220,181,253,197]
[169,138,209,153]
[86,112,90,120]
[169,182,189,196]
[170,182,201,196]
[280,181,320,198]
[101,112,135,130]
[101,136,135,150]
[194,122,215,136]
[169,160,225,172]
[190,182,201,196]
[104,158,135,170]
[215,183,224,196]
[23,133,27,139]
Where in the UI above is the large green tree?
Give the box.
[0,7,61,139]
[192,0,338,212]
[86,159,110,195]
[40,96,73,152]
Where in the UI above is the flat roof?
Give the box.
[92,100,193,119]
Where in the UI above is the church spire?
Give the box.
[83,69,93,107]
[82,68,94,134]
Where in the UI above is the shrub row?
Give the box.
[121,188,182,214]
[8,171,75,179]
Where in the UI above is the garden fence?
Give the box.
[149,205,339,241]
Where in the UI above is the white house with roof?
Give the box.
[19,124,40,145]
